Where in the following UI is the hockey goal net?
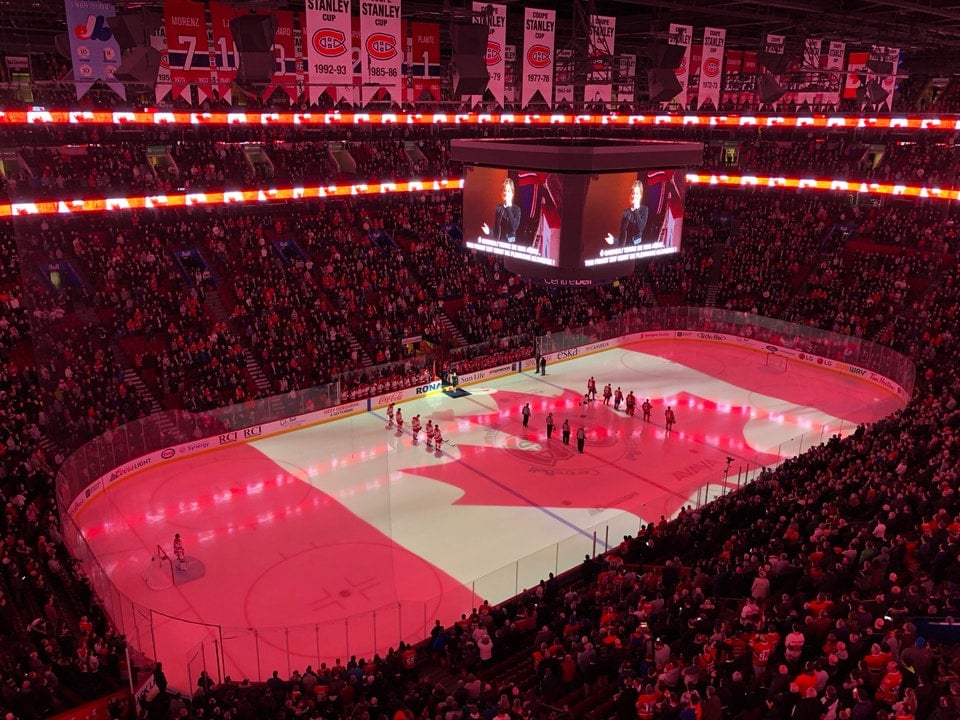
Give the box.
[764,351,788,373]
[144,544,175,589]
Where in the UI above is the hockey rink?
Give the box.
[74,338,905,691]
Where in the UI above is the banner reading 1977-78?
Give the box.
[522,7,556,107]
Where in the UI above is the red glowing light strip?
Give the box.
[0,174,954,218]
[0,179,464,218]
[684,173,960,200]
[2,109,960,130]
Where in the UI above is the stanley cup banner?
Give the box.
[699,27,726,109]
[554,49,574,105]
[584,14,615,104]
[360,0,403,103]
[668,23,693,107]
[765,33,785,55]
[64,0,125,99]
[151,23,171,103]
[472,2,507,106]
[791,37,824,107]
[306,0,352,104]
[616,54,636,104]
[522,7,556,107]
[164,0,211,102]
[824,40,846,108]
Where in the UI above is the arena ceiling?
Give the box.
[0,0,958,73]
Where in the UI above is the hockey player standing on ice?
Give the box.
[664,406,677,432]
[562,419,571,445]
[395,408,404,436]
[587,376,597,400]
[642,398,653,422]
[545,412,555,440]
[522,403,531,428]
[425,419,434,449]
[625,392,637,416]
[411,415,421,444]
[173,533,187,572]
[602,384,612,406]
[433,425,443,455]
[614,387,623,411]
[386,403,395,429]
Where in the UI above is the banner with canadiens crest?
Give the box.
[306,0,352,104]
[666,23,692,108]
[360,0,402,103]
[698,27,725,109]
[522,7,556,107]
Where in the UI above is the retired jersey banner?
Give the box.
[306,0,351,104]
[522,7,556,107]
[585,14,615,104]
[360,0,402,102]
[504,45,517,103]
[65,0,124,99]
[296,12,307,101]
[699,27,725,109]
[410,22,440,102]
[164,0,211,103]
[668,23,693,108]
[616,54,636,104]
[472,2,507,106]
[263,10,298,102]
[209,2,239,102]
[740,51,758,107]
[150,23,171,103]
[720,50,742,107]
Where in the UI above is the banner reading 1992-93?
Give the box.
[64,0,125,99]
[360,0,402,102]
[306,0,352,104]
[522,7,556,107]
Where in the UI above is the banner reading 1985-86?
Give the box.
[522,7,556,107]
[360,0,402,102]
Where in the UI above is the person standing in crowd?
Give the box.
[602,383,612,406]
[664,406,676,432]
[562,419,571,445]
[576,426,586,453]
[642,398,652,422]
[546,412,555,440]
[522,403,531,428]
[614,387,623,411]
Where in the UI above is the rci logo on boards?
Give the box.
[218,426,263,445]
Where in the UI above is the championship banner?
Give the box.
[585,14,615,104]
[306,0,352,105]
[360,0,402,103]
[720,49,741,107]
[699,27,725,110]
[765,33,785,55]
[64,0,124,99]
[468,2,506,107]
[151,23,171,103]
[871,45,900,111]
[522,7,556,107]
[410,22,440,103]
[824,40,846,108]
[504,45,517,103]
[668,23,693,108]
[164,0,211,103]
[296,12,307,102]
[209,2,238,102]
[844,51,869,99]
[740,51,758,107]
[792,38,823,107]
[265,10,298,102]
[616,54,636,104]
[687,43,703,108]
[554,49,574,105]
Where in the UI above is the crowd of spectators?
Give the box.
[1,116,960,720]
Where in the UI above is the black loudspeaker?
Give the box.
[237,52,276,86]
[451,22,489,96]
[759,71,785,104]
[649,41,685,70]
[757,50,791,74]
[230,14,278,53]
[453,54,490,96]
[857,80,888,105]
[647,68,682,103]
[115,46,161,84]
[107,9,163,50]
[866,58,893,75]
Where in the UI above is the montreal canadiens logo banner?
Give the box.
[306,0,352,105]
[668,23,693,107]
[522,7,556,108]
[699,27,726,110]
[360,0,402,104]
[471,1,507,107]
[64,0,125,100]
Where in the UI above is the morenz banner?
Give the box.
[306,0,352,104]
[163,0,211,103]
[64,0,125,99]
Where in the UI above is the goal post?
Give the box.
[152,544,175,586]
[764,351,788,373]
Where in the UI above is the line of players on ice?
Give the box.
[582,376,677,431]
[385,403,447,452]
